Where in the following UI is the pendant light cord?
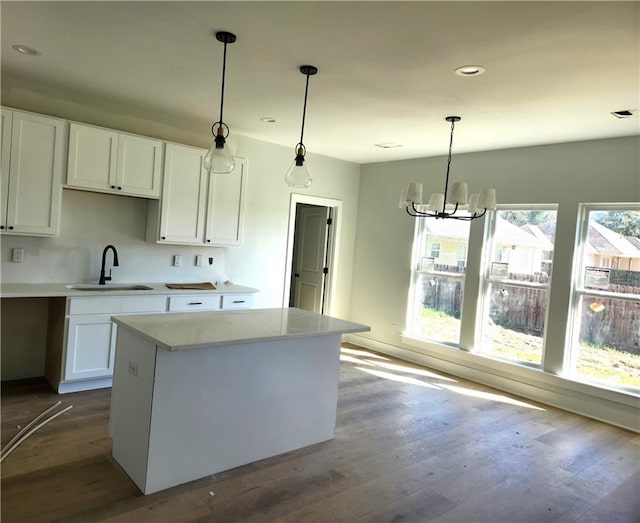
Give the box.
[218,41,228,126]
[298,71,311,147]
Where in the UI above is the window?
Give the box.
[478,207,558,366]
[407,218,470,345]
[568,205,640,390]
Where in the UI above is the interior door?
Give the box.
[291,204,330,313]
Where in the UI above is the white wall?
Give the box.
[349,136,640,430]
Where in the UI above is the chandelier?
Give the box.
[203,31,237,174]
[400,116,496,220]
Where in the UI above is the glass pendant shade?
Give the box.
[203,131,235,174]
[285,154,312,188]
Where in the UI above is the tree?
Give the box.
[591,211,640,238]
[503,210,555,227]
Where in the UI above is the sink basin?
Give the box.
[66,284,153,291]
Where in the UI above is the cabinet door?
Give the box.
[205,158,247,246]
[65,314,117,381]
[158,143,207,244]
[117,133,162,198]
[0,108,12,231]
[5,111,65,235]
[67,123,118,192]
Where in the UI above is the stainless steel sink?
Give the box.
[66,284,153,291]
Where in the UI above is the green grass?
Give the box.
[414,307,640,388]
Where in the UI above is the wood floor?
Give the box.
[2,344,639,522]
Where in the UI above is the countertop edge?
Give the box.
[112,308,371,352]
[0,283,259,298]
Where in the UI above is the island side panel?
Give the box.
[110,326,157,494]
[144,334,342,494]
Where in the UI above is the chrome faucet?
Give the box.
[99,245,119,285]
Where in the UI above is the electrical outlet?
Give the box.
[195,255,203,267]
[173,255,182,267]
[12,248,24,263]
[208,257,214,266]
[128,360,138,377]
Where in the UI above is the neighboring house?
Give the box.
[494,220,554,275]
[423,217,554,274]
[422,218,470,268]
[586,220,640,271]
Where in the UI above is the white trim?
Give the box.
[283,194,343,316]
[57,377,113,394]
[345,334,640,432]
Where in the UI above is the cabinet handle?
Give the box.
[0,225,4,230]
[161,236,166,240]
[188,302,203,305]
[233,300,245,304]
[206,239,211,243]
[111,185,116,189]
[117,186,122,190]
[8,226,14,230]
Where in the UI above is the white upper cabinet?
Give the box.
[67,122,162,198]
[0,107,66,236]
[156,143,208,244]
[206,160,247,246]
[146,143,247,246]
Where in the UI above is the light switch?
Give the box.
[195,255,203,267]
[173,255,182,267]
[12,248,24,263]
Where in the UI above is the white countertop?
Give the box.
[0,282,258,298]
[112,307,370,351]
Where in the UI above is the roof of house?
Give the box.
[587,221,640,257]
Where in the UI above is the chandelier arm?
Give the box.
[408,202,437,217]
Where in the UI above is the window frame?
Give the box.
[565,203,640,391]
[476,204,558,368]
[405,215,470,348]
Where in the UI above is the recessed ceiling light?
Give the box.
[374,142,402,149]
[611,109,637,119]
[12,44,42,56]
[260,117,277,123]
[454,65,486,77]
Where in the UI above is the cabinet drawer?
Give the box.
[168,295,221,312]
[68,295,167,315]
[221,294,254,310]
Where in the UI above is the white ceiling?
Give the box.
[1,1,638,164]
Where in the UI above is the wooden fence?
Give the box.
[419,268,639,354]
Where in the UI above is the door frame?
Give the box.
[283,194,342,315]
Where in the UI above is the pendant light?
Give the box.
[204,31,236,174]
[400,116,496,220]
[285,65,318,188]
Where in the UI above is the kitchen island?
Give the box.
[109,307,370,494]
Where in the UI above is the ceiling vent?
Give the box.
[611,109,637,119]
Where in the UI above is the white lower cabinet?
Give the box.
[59,295,167,392]
[57,292,255,393]
[65,314,117,381]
